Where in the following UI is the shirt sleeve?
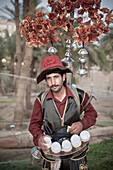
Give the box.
[80,92,98,130]
[29,97,44,146]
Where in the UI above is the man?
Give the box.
[29,55,97,170]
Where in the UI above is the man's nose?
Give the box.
[51,77,55,85]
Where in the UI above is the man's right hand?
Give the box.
[38,135,52,151]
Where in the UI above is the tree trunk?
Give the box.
[0,74,3,95]
[15,0,22,76]
[14,45,33,128]
[26,82,32,111]
[13,0,32,128]
[23,0,32,118]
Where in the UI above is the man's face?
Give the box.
[45,73,66,93]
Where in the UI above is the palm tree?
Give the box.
[0,37,6,70]
[14,0,45,127]
[0,0,15,20]
[99,27,113,70]
[14,0,22,77]
[14,0,33,128]
[86,44,109,72]
[4,30,16,74]
[0,37,6,94]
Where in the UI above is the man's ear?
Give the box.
[63,74,66,82]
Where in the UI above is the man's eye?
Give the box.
[54,76,59,78]
[46,77,50,80]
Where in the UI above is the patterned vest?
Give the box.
[37,87,84,135]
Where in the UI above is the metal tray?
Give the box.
[43,142,89,160]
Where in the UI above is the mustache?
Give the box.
[50,85,59,88]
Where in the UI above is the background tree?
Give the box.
[14,0,42,127]
[100,27,113,70]
[4,30,16,74]
[0,0,15,20]
[0,37,6,94]
[15,0,22,77]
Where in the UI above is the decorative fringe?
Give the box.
[51,158,61,170]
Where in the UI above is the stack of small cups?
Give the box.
[43,130,90,155]
[43,136,52,152]
[80,130,90,144]
[71,134,81,150]
[62,140,72,154]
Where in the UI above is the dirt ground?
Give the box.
[0,93,113,162]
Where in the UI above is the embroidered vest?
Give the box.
[37,87,84,135]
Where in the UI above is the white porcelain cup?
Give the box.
[71,134,81,148]
[62,140,72,153]
[51,142,61,154]
[80,130,90,142]
[43,136,52,149]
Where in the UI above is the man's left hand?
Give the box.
[69,121,83,134]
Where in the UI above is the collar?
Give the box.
[46,85,74,100]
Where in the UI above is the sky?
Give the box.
[36,0,113,10]
[0,0,113,19]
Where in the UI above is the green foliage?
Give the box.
[0,117,4,120]
[0,30,16,71]
[4,30,16,60]
[109,111,113,119]
[0,1,14,20]
[97,121,113,126]
[5,124,12,130]
[0,101,15,103]
[0,124,2,130]
[0,161,42,170]
[0,37,6,59]
[99,27,113,71]
[0,37,6,70]
[22,123,27,129]
[2,76,16,93]
[86,44,109,71]
[100,28,113,51]
[87,138,113,170]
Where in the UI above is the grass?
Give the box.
[0,124,2,130]
[0,138,113,170]
[22,123,27,129]
[0,161,42,170]
[109,111,113,119]
[5,124,12,130]
[0,101,15,103]
[87,138,113,170]
[5,123,28,130]
[96,121,113,126]
[0,117,4,120]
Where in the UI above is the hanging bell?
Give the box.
[66,44,72,48]
[61,38,73,86]
[77,57,87,76]
[78,48,88,55]
[66,39,72,44]
[77,69,87,76]
[78,57,87,64]
[65,51,72,58]
[77,47,88,76]
[48,46,57,55]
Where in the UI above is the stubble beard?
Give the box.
[49,80,64,93]
[50,85,62,93]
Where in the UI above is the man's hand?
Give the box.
[38,135,52,151]
[69,122,83,135]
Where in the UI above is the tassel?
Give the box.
[51,158,61,170]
